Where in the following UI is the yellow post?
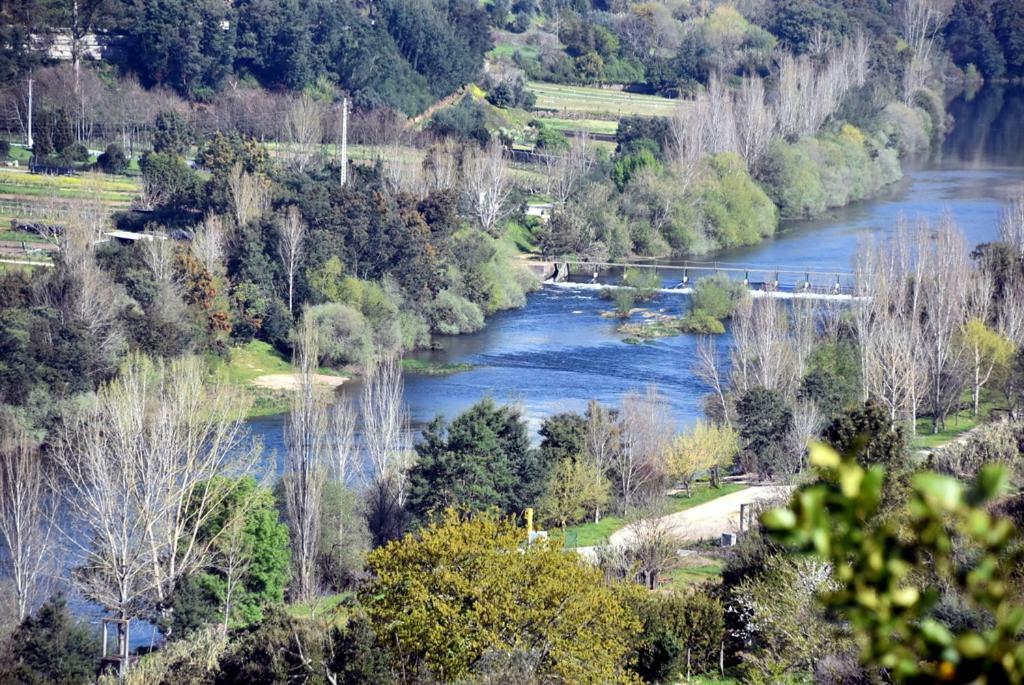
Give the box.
[525,508,534,535]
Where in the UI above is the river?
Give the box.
[246,84,1024,456]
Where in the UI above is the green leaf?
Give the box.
[912,473,963,510]
[967,465,1010,507]
[761,508,797,531]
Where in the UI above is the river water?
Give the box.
[247,84,1024,455]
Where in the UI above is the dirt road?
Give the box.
[607,485,792,548]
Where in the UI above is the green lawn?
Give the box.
[911,400,994,450]
[489,42,540,60]
[542,117,619,135]
[287,592,352,620]
[218,340,293,385]
[563,482,747,547]
[505,220,538,253]
[665,560,725,588]
[528,81,679,117]
[0,229,48,243]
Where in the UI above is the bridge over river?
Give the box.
[530,259,857,299]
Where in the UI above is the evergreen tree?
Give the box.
[407,399,546,519]
[944,0,1006,80]
[994,0,1024,78]
[0,596,99,685]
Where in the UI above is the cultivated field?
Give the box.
[528,81,680,118]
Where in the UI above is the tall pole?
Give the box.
[340,96,348,187]
[26,78,34,150]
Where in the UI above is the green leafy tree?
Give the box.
[736,387,793,480]
[152,111,193,155]
[944,0,1007,80]
[406,399,546,518]
[538,411,587,463]
[764,443,1024,683]
[961,319,1015,416]
[537,457,610,529]
[0,596,99,685]
[629,591,725,683]
[97,143,128,174]
[362,509,641,684]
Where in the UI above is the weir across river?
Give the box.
[530,259,857,298]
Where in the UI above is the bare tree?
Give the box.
[227,163,269,228]
[0,424,55,622]
[920,217,970,432]
[192,214,227,275]
[786,401,823,474]
[53,355,257,634]
[694,336,732,424]
[362,354,412,505]
[899,0,949,102]
[546,133,593,206]
[463,141,513,236]
[277,206,306,315]
[613,387,673,512]
[423,139,461,193]
[999,191,1024,265]
[285,93,324,173]
[284,315,329,603]
[734,76,776,171]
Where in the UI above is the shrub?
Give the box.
[629,590,725,683]
[759,140,826,218]
[622,266,661,300]
[98,143,129,174]
[876,102,931,155]
[0,140,10,158]
[678,310,726,334]
[304,302,374,368]
[428,289,485,334]
[697,153,777,245]
[610,287,637,316]
[0,596,99,685]
[691,273,745,320]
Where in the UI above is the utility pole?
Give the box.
[339,96,348,187]
[26,78,34,150]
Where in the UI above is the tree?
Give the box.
[611,387,673,511]
[285,93,323,173]
[462,141,512,237]
[53,354,257,635]
[185,477,290,633]
[276,205,305,315]
[735,387,793,480]
[407,398,545,519]
[668,420,739,494]
[284,315,330,603]
[97,143,128,174]
[537,457,610,529]
[994,0,1024,78]
[361,353,411,503]
[764,443,1024,683]
[0,596,99,685]
[538,411,587,463]
[362,509,641,684]
[226,162,269,228]
[0,420,55,622]
[152,110,192,155]
[962,319,1015,416]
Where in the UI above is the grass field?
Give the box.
[541,117,619,135]
[665,559,726,588]
[562,483,747,547]
[217,340,293,385]
[489,42,540,61]
[911,397,995,451]
[528,81,679,118]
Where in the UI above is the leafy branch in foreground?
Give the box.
[763,442,1024,683]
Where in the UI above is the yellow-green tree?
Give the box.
[667,421,739,494]
[362,509,641,684]
[961,319,1015,415]
[538,457,611,529]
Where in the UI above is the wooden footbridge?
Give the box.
[532,259,857,297]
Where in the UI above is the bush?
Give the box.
[629,591,725,683]
[691,273,745,320]
[305,302,374,368]
[98,143,129,174]
[610,287,637,316]
[760,140,826,218]
[0,596,99,685]
[428,289,485,334]
[622,266,661,300]
[0,140,10,158]
[678,310,726,334]
[429,95,490,145]
[697,153,777,245]
[877,102,931,156]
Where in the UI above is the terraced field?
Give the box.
[528,82,679,118]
